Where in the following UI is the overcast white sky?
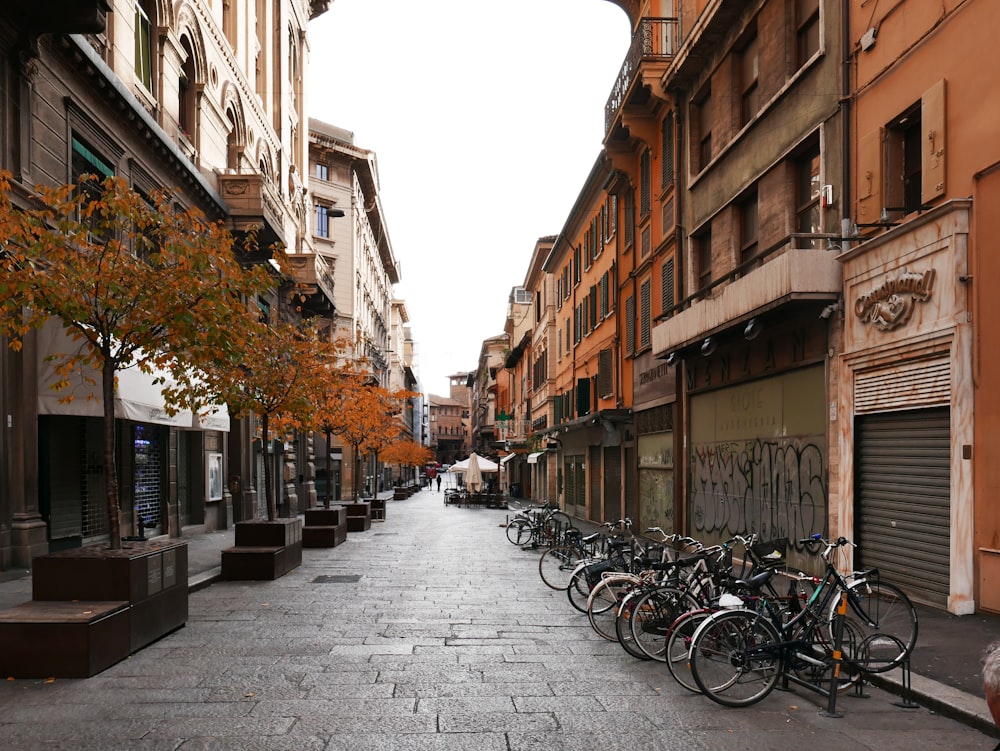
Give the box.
[307,0,632,397]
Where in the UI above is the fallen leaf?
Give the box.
[44,677,55,684]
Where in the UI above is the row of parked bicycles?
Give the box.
[504,505,919,709]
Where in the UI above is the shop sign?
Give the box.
[855,267,935,331]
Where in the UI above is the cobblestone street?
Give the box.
[0,489,995,750]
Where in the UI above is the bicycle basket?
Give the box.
[749,537,788,568]
[583,560,618,588]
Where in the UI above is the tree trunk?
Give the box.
[261,412,276,521]
[323,427,332,508]
[102,359,122,549]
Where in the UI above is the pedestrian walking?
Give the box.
[427,466,437,491]
[984,642,1000,748]
[435,474,442,492]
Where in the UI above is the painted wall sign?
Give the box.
[854,267,935,331]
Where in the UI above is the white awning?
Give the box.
[37,320,228,432]
[527,451,544,464]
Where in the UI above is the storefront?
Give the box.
[837,201,974,613]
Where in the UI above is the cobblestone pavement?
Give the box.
[0,489,997,750]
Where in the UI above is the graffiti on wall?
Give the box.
[690,437,826,546]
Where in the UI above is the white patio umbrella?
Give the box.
[448,454,499,474]
[465,452,484,493]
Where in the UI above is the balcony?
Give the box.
[652,240,841,356]
[605,18,679,135]
[285,252,335,318]
[217,171,285,250]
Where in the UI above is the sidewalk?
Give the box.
[1,492,998,738]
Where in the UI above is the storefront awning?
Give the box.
[37,320,229,432]
[527,451,544,464]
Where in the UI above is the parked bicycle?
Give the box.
[686,534,918,708]
[505,502,576,548]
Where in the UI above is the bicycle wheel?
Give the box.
[544,511,576,546]
[539,545,589,590]
[689,609,783,708]
[587,575,639,641]
[615,590,652,660]
[835,579,918,673]
[505,519,531,545]
[665,609,713,692]
[629,586,700,662]
[567,568,593,613]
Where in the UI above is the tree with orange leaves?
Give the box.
[202,319,346,521]
[0,172,276,548]
[382,439,433,486]
[314,373,413,500]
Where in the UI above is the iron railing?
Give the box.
[605,18,679,134]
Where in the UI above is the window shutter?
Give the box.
[598,348,613,397]
[625,295,635,355]
[640,280,651,349]
[661,116,674,189]
[857,128,883,224]
[661,257,675,317]
[576,378,591,417]
[922,79,946,203]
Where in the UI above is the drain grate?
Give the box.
[373,532,398,536]
[312,574,362,584]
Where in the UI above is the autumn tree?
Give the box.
[203,318,344,521]
[382,439,433,485]
[0,172,275,549]
[318,375,412,500]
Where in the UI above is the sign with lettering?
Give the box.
[855,267,935,331]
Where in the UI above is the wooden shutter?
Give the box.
[857,128,882,223]
[922,79,946,203]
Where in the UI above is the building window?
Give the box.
[796,142,821,247]
[797,0,820,67]
[134,1,154,92]
[661,115,674,189]
[605,194,618,240]
[624,189,635,248]
[598,348,613,398]
[696,227,712,290]
[739,31,759,127]
[573,246,581,285]
[315,162,329,181]
[885,105,923,215]
[625,295,635,355]
[178,38,197,140]
[639,279,651,350]
[640,149,651,217]
[316,204,330,238]
[660,257,675,318]
[739,188,759,264]
[694,85,713,171]
[599,272,609,319]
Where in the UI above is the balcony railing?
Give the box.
[605,18,679,134]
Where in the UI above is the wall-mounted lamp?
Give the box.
[743,318,762,341]
[819,302,841,320]
[665,351,679,367]
[700,337,716,357]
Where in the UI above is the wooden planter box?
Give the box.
[222,518,303,580]
[343,501,371,532]
[32,539,189,653]
[303,506,347,548]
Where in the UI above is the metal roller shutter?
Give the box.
[855,407,950,606]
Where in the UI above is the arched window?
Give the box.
[178,37,197,140]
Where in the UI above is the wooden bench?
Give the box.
[0,600,130,678]
[343,501,372,532]
[370,498,387,521]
